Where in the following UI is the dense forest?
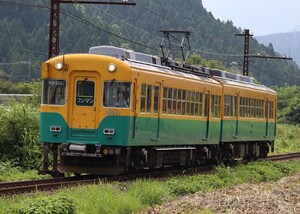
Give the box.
[0,0,300,86]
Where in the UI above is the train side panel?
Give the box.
[131,67,222,147]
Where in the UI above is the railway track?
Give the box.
[262,151,300,161]
[0,175,101,195]
[1,153,299,196]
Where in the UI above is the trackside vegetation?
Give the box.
[1,160,300,214]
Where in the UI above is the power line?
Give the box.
[249,61,299,85]
[0,0,155,53]
[59,7,155,50]
[48,0,137,58]
[0,0,49,9]
[97,2,248,58]
[90,4,162,47]
[125,0,253,58]
[0,0,252,58]
[0,61,28,65]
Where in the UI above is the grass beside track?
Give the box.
[2,160,300,214]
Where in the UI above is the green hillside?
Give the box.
[0,0,299,86]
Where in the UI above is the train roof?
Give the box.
[126,59,219,84]
[89,46,218,84]
[214,75,276,93]
[89,45,275,92]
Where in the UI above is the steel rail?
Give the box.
[1,152,300,196]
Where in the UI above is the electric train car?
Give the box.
[40,46,277,176]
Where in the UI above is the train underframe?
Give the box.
[40,141,274,177]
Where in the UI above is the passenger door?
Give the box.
[234,93,239,139]
[132,79,138,139]
[203,91,210,141]
[264,98,269,138]
[71,76,97,139]
[152,83,161,140]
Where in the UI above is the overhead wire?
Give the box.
[0,0,155,51]
[1,0,300,83]
[0,0,245,58]
[0,0,48,9]
[124,0,248,58]
[59,7,155,50]
[89,4,162,50]
[249,61,299,85]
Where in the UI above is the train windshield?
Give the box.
[42,79,66,105]
[103,81,131,108]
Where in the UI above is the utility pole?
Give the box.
[236,29,253,76]
[48,0,136,59]
[236,29,293,76]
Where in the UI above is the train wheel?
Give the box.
[132,157,144,171]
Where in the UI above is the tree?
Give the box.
[284,97,300,124]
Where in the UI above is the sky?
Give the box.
[202,0,300,36]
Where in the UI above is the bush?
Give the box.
[0,161,49,182]
[275,124,300,153]
[0,102,41,169]
[9,194,76,214]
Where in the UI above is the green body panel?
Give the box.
[221,119,276,142]
[41,112,275,147]
[133,117,220,146]
[40,113,69,143]
[40,112,132,146]
[40,112,221,146]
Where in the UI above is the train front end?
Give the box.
[40,53,133,176]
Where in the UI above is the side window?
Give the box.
[154,85,160,114]
[162,87,168,114]
[265,100,268,119]
[199,92,203,117]
[191,91,195,116]
[177,89,182,115]
[146,85,152,113]
[240,97,244,117]
[194,92,199,117]
[224,95,229,117]
[233,96,237,117]
[103,81,130,108]
[186,90,191,115]
[211,95,215,117]
[76,80,95,106]
[216,96,221,118]
[172,88,177,114]
[140,84,146,112]
[204,93,209,118]
[42,79,66,105]
[167,88,172,114]
[224,95,236,117]
[269,101,274,119]
[182,90,186,115]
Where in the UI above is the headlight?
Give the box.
[108,63,117,72]
[55,62,64,70]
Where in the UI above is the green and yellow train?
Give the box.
[40,46,277,176]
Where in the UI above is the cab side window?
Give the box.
[42,79,66,105]
[103,81,131,108]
